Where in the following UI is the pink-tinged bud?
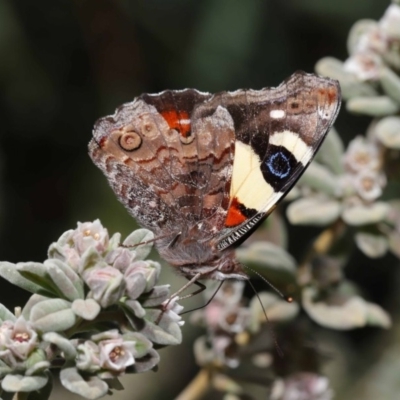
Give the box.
[107,248,135,272]
[76,341,101,372]
[125,260,161,293]
[85,266,125,308]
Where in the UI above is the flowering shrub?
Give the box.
[0,221,183,399]
[0,2,399,400]
[174,2,400,399]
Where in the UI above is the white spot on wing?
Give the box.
[270,109,285,119]
[269,130,313,164]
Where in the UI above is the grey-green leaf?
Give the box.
[16,262,58,297]
[131,348,160,374]
[355,232,389,258]
[315,128,345,175]
[374,116,400,149]
[298,162,338,196]
[22,294,49,320]
[346,96,400,116]
[140,285,170,307]
[342,202,389,226]
[71,299,100,321]
[2,374,48,393]
[123,299,146,318]
[0,304,15,323]
[236,241,296,275]
[25,371,53,400]
[60,367,108,400]
[380,66,400,104]
[388,230,400,259]
[123,229,154,260]
[45,259,84,301]
[42,332,77,360]
[287,197,341,226]
[124,307,182,346]
[302,287,391,330]
[0,262,43,294]
[30,299,76,332]
[122,331,153,358]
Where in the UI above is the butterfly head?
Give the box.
[179,250,248,281]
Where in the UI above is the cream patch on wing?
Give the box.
[269,130,313,164]
[230,141,279,211]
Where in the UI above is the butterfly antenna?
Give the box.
[242,264,293,303]
[247,278,284,358]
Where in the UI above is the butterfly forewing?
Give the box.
[216,72,341,249]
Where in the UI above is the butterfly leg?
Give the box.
[156,272,205,324]
[180,281,224,315]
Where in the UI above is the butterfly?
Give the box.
[89,71,340,297]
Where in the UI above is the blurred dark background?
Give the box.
[0,1,393,399]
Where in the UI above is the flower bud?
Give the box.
[85,267,125,308]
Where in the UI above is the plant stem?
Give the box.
[175,368,210,400]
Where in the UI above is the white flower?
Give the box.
[99,338,135,372]
[343,136,380,173]
[353,169,386,202]
[0,317,38,362]
[271,373,333,400]
[343,52,382,81]
[379,4,400,40]
[356,26,389,55]
[218,306,250,334]
[162,296,184,326]
[72,220,109,255]
[213,280,245,306]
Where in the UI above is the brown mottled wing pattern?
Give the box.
[89,89,236,240]
[89,72,340,256]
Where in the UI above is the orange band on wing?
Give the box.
[225,197,247,227]
[161,110,191,137]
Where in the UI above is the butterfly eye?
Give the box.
[118,130,142,151]
[219,262,234,274]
